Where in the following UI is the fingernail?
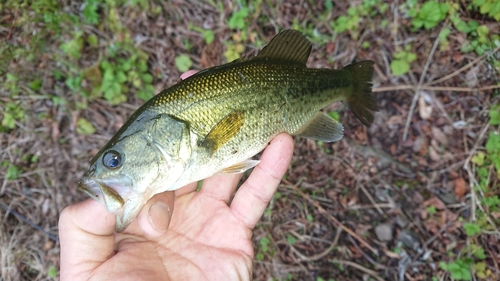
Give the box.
[148,202,171,232]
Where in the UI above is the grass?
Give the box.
[1,0,499,280]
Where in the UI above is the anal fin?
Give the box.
[295,112,344,142]
[221,159,260,174]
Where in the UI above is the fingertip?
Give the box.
[59,199,116,236]
[137,191,174,238]
[180,70,198,80]
[260,133,294,174]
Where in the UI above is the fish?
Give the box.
[78,29,377,232]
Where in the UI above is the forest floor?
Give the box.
[1,1,499,280]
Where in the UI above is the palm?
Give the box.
[162,190,254,279]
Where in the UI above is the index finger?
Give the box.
[230,133,294,229]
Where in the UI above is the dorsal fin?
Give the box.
[256,29,312,65]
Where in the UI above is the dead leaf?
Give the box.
[418,94,433,120]
[429,146,441,161]
[454,178,467,198]
[431,126,448,146]
[423,197,446,210]
[465,66,479,88]
[412,136,427,153]
[43,241,54,251]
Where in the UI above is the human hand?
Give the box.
[59,131,294,280]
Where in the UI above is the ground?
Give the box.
[0,1,499,280]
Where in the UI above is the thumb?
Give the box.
[59,199,116,280]
[137,191,175,238]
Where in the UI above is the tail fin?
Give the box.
[343,61,377,126]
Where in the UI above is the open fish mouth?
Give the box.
[77,177,131,213]
[78,175,142,231]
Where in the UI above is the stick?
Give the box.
[283,179,379,256]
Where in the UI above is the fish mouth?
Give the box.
[77,178,127,213]
[78,176,145,232]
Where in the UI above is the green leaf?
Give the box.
[413,1,448,30]
[137,85,155,101]
[47,265,58,278]
[391,59,410,76]
[76,118,96,135]
[489,106,500,125]
[472,246,486,260]
[463,222,481,236]
[228,8,249,29]
[83,0,99,24]
[203,30,214,44]
[29,78,42,90]
[87,34,99,46]
[426,205,437,215]
[6,164,22,180]
[477,25,489,38]
[329,111,340,121]
[471,152,485,166]
[175,54,193,73]
[483,195,500,208]
[141,73,153,84]
[406,52,417,63]
[116,71,127,83]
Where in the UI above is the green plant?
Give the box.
[463,223,481,236]
[76,118,96,135]
[1,102,26,130]
[472,0,500,21]
[426,205,437,215]
[440,243,488,280]
[175,54,193,73]
[390,46,417,76]
[60,31,84,59]
[189,25,215,44]
[255,235,273,261]
[2,161,23,180]
[329,0,388,40]
[411,0,448,30]
[440,258,472,280]
[228,7,250,29]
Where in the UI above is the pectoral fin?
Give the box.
[221,159,260,174]
[295,112,344,142]
[200,110,245,154]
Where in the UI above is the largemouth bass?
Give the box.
[78,30,377,232]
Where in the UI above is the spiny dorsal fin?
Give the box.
[256,29,312,65]
[199,110,245,154]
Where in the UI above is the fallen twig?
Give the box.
[289,227,341,262]
[330,259,385,281]
[403,25,444,141]
[373,84,500,93]
[283,179,380,256]
[0,202,59,242]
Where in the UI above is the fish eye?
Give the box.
[102,150,122,169]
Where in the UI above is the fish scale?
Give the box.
[78,29,377,231]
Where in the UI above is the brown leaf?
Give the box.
[454,178,467,198]
[431,126,448,146]
[429,146,441,162]
[423,197,446,210]
[418,95,433,120]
